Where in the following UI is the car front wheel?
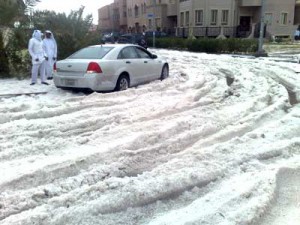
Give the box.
[160,64,169,80]
[115,75,129,91]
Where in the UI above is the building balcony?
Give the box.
[167,4,177,16]
[239,0,261,7]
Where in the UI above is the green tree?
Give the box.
[1,4,99,78]
[0,0,40,27]
[0,0,40,77]
[31,7,99,59]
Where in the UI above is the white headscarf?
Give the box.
[43,30,57,58]
[32,30,43,41]
[45,30,57,44]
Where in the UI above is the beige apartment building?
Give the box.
[98,0,300,38]
[98,5,113,32]
[123,0,178,33]
[178,0,237,37]
[178,0,300,38]
[98,0,178,34]
[113,0,128,32]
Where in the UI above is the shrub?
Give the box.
[222,38,258,53]
[187,38,222,53]
[147,37,187,49]
[5,27,32,78]
[152,37,258,54]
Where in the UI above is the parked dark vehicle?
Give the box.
[144,31,167,38]
[117,33,147,49]
[101,32,120,43]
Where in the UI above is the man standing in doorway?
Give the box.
[43,30,57,80]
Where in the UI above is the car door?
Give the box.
[135,47,161,81]
[117,46,145,85]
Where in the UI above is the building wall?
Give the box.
[98,0,299,37]
[127,0,148,32]
[98,5,113,32]
[264,0,296,36]
[144,0,177,32]
[179,0,236,27]
[124,0,176,33]
[98,0,127,33]
[118,0,127,28]
[238,0,296,37]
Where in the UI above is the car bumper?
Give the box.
[53,73,116,91]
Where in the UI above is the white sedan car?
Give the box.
[53,44,169,91]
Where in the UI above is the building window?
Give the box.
[280,12,288,25]
[148,19,152,29]
[185,11,190,26]
[265,13,273,25]
[195,10,203,26]
[155,18,161,29]
[211,9,218,25]
[180,12,184,27]
[134,5,139,18]
[221,10,229,25]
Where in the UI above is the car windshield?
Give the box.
[68,46,114,59]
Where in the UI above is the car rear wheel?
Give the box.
[115,75,129,91]
[160,64,169,80]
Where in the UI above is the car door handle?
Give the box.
[144,61,148,63]
[126,61,131,64]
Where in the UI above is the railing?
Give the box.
[176,27,243,38]
[239,0,262,7]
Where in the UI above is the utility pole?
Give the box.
[153,0,156,48]
[256,0,268,57]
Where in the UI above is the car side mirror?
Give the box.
[152,54,158,59]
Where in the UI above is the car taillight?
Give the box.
[53,62,57,72]
[86,62,102,74]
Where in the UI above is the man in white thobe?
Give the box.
[43,30,57,80]
[28,30,49,85]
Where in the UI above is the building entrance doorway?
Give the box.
[237,16,251,37]
[135,22,140,33]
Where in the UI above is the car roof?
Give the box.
[121,33,143,37]
[92,43,137,48]
[88,44,144,54]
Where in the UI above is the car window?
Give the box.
[118,37,131,44]
[120,36,132,42]
[118,47,139,59]
[135,47,151,59]
[68,46,113,59]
